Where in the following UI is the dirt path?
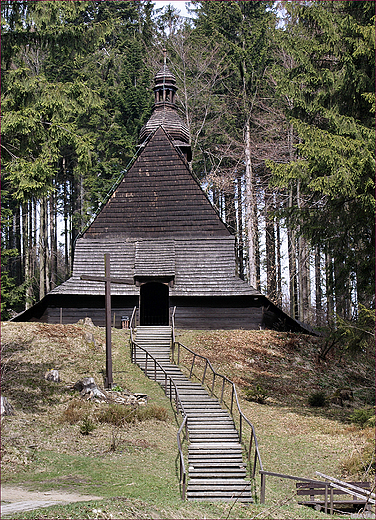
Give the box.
[1,486,102,516]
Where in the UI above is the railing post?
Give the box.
[189,354,195,378]
[249,430,253,466]
[253,449,258,479]
[145,352,148,376]
[324,484,328,514]
[231,385,234,415]
[202,359,208,385]
[330,486,334,515]
[177,342,180,365]
[220,378,225,403]
[239,414,242,443]
[260,472,266,504]
[154,358,157,381]
[212,373,215,395]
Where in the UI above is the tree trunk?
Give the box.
[39,198,46,299]
[296,180,311,323]
[275,215,282,307]
[325,252,334,325]
[49,192,58,289]
[224,184,236,234]
[45,198,50,294]
[11,208,22,285]
[236,175,245,279]
[298,236,310,323]
[63,166,70,278]
[245,120,258,288]
[26,200,34,307]
[315,246,323,326]
[22,203,30,309]
[288,187,298,319]
[265,204,276,302]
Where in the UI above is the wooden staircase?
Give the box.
[134,326,253,502]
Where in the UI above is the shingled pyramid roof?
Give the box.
[83,127,230,239]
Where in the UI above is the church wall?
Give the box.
[30,295,138,327]
[172,306,263,330]
[170,296,264,330]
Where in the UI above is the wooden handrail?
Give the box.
[177,415,188,500]
[129,306,137,344]
[171,306,177,344]
[130,338,188,499]
[172,340,263,489]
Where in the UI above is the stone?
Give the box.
[73,377,106,400]
[134,393,148,405]
[330,387,354,407]
[45,369,60,383]
[84,332,96,347]
[1,396,14,416]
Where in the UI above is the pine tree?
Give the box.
[268,1,375,321]
[1,1,154,316]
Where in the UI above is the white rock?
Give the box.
[1,396,14,416]
[45,369,60,382]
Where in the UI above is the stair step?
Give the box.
[188,478,252,485]
[189,474,247,478]
[134,328,252,503]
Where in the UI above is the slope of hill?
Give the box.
[1,322,374,519]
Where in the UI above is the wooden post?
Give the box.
[260,472,266,504]
[104,254,113,389]
[330,487,334,515]
[324,484,328,514]
[80,254,134,389]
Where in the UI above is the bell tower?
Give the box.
[139,51,192,161]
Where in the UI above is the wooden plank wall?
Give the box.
[173,305,263,330]
[41,306,136,328]
[37,303,263,330]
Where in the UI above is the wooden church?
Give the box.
[14,59,308,333]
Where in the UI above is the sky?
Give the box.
[153,1,191,18]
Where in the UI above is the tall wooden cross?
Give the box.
[81,254,134,389]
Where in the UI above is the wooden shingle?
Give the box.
[83,128,229,238]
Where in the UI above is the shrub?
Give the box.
[244,384,268,404]
[308,391,327,407]
[96,404,137,427]
[96,403,169,426]
[349,407,375,428]
[60,399,92,424]
[80,416,96,435]
[137,404,168,422]
[111,385,124,392]
[341,428,375,477]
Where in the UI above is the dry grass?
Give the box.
[1,322,374,519]
[176,329,375,482]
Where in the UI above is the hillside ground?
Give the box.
[1,322,374,519]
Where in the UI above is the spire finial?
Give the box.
[163,48,167,66]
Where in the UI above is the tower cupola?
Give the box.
[139,50,192,161]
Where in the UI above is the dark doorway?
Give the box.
[140,282,169,326]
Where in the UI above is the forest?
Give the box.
[1,0,375,334]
